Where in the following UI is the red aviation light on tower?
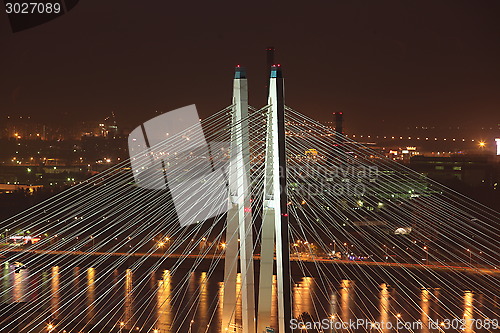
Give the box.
[234,65,246,79]
[270,65,282,78]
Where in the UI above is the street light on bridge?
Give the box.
[467,249,472,265]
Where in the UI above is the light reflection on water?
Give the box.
[293,276,314,318]
[86,268,96,324]
[12,265,28,303]
[340,279,354,324]
[50,266,60,319]
[420,288,431,333]
[464,291,474,333]
[0,265,496,333]
[198,271,209,330]
[123,268,133,330]
[378,283,391,333]
[157,270,173,332]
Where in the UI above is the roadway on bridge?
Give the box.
[2,247,498,276]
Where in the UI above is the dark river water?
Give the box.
[1,263,499,333]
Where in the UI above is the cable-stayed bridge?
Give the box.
[0,66,499,333]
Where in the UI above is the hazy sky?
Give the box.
[1,0,499,134]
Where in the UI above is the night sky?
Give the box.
[1,0,500,135]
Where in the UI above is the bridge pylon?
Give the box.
[222,65,292,333]
[257,65,292,333]
[222,66,256,333]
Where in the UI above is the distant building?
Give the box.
[0,184,43,194]
[333,112,343,134]
[410,155,499,188]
